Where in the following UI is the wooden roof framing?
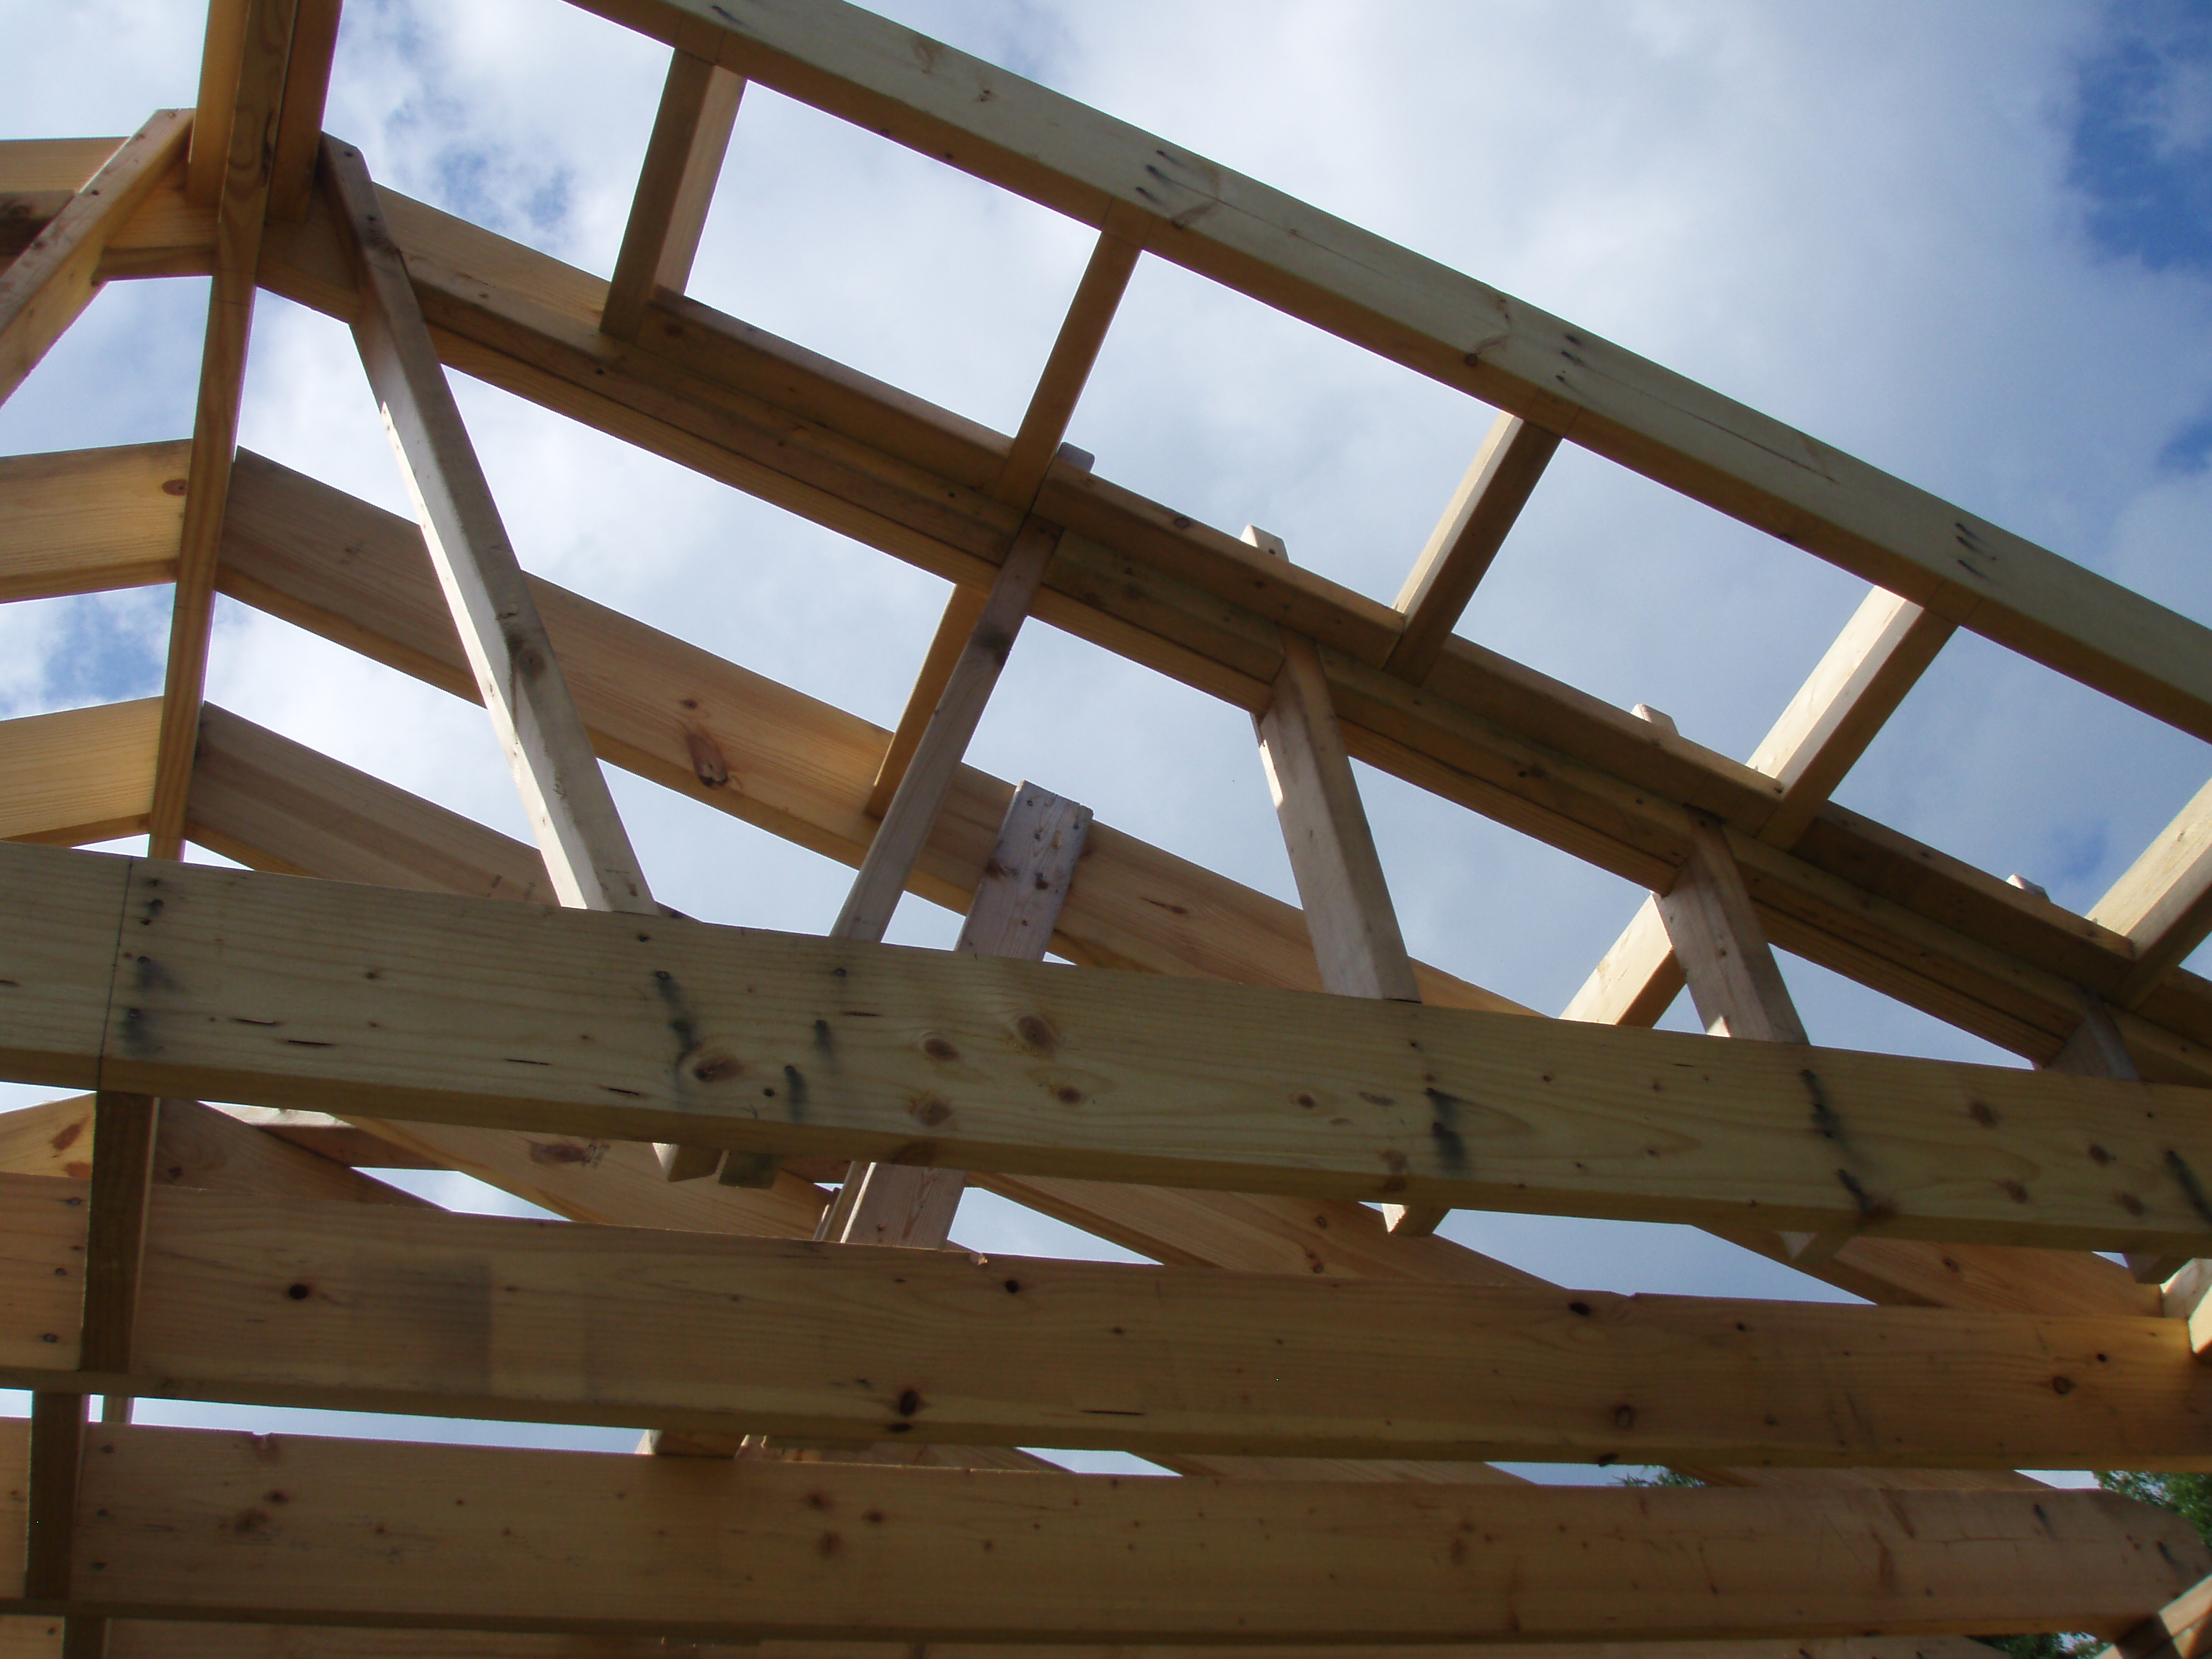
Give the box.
[1,0,2212,1650]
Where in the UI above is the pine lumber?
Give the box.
[0,112,193,406]
[2095,773,2212,1010]
[0,701,158,849]
[601,48,745,340]
[2,1420,2199,1641]
[0,444,186,604]
[603,0,2212,745]
[6,1172,2212,1470]
[12,840,2212,1254]
[145,0,299,860]
[1385,412,1560,685]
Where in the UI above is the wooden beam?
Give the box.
[172,708,1534,1293]
[321,138,655,918]
[78,1095,157,1381]
[601,48,745,340]
[8,1421,2198,1640]
[0,701,158,849]
[32,1630,2023,1659]
[1746,587,1956,848]
[1249,528,1422,1006]
[6,1172,2212,1470]
[2095,773,2212,1011]
[0,112,193,407]
[233,192,2212,1080]
[1248,526,1432,1226]
[819,783,1090,1249]
[601,0,2212,745]
[833,519,1057,943]
[1385,413,1560,685]
[17,842,2212,1254]
[2093,1572,2212,1659]
[0,445,188,604]
[186,1,250,206]
[265,0,346,222]
[866,220,1136,817]
[145,0,298,861]
[994,227,1140,509]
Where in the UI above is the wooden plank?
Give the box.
[853,222,1131,818]
[1560,893,1682,1027]
[1746,587,1956,848]
[265,0,345,222]
[51,1629,2047,1659]
[145,0,298,861]
[78,1095,156,1378]
[1249,529,1421,1006]
[2093,1572,2212,1659]
[237,194,2212,1077]
[601,49,745,340]
[19,1421,2201,1640]
[994,226,1140,509]
[818,783,1090,1250]
[832,519,1056,943]
[0,1173,2208,1470]
[2096,774,2212,1011]
[1655,815,1809,1045]
[320,138,655,918]
[0,113,193,406]
[0,701,158,849]
[174,712,1534,1290]
[186,1,251,205]
[1385,413,1560,685]
[145,1097,428,1210]
[19,842,2212,1253]
[0,844,128,1095]
[603,0,2212,744]
[0,444,187,604]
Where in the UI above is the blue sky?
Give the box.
[1,0,2210,1483]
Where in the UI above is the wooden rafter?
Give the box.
[601,47,745,341]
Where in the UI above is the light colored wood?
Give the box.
[147,1098,428,1210]
[601,50,745,340]
[2096,773,2212,1010]
[266,0,346,222]
[834,519,1057,942]
[322,138,655,919]
[205,1107,439,1169]
[1747,587,1956,847]
[818,783,1091,1251]
[147,0,298,861]
[46,1628,2044,1659]
[1560,893,1683,1026]
[19,842,2212,1254]
[862,221,1134,817]
[0,445,188,604]
[237,189,2204,1081]
[0,701,158,849]
[1249,529,1421,1006]
[2163,1260,2212,1360]
[185,703,557,904]
[1385,413,1560,685]
[632,0,2212,744]
[1655,813,1810,1046]
[0,113,193,407]
[994,226,1140,508]
[19,1419,2200,1640]
[0,1098,95,1182]
[866,583,989,819]
[2093,1572,2212,1659]
[186,1,250,205]
[78,1094,157,1376]
[0,1174,2196,1470]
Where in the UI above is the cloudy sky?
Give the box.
[1,0,2208,1477]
